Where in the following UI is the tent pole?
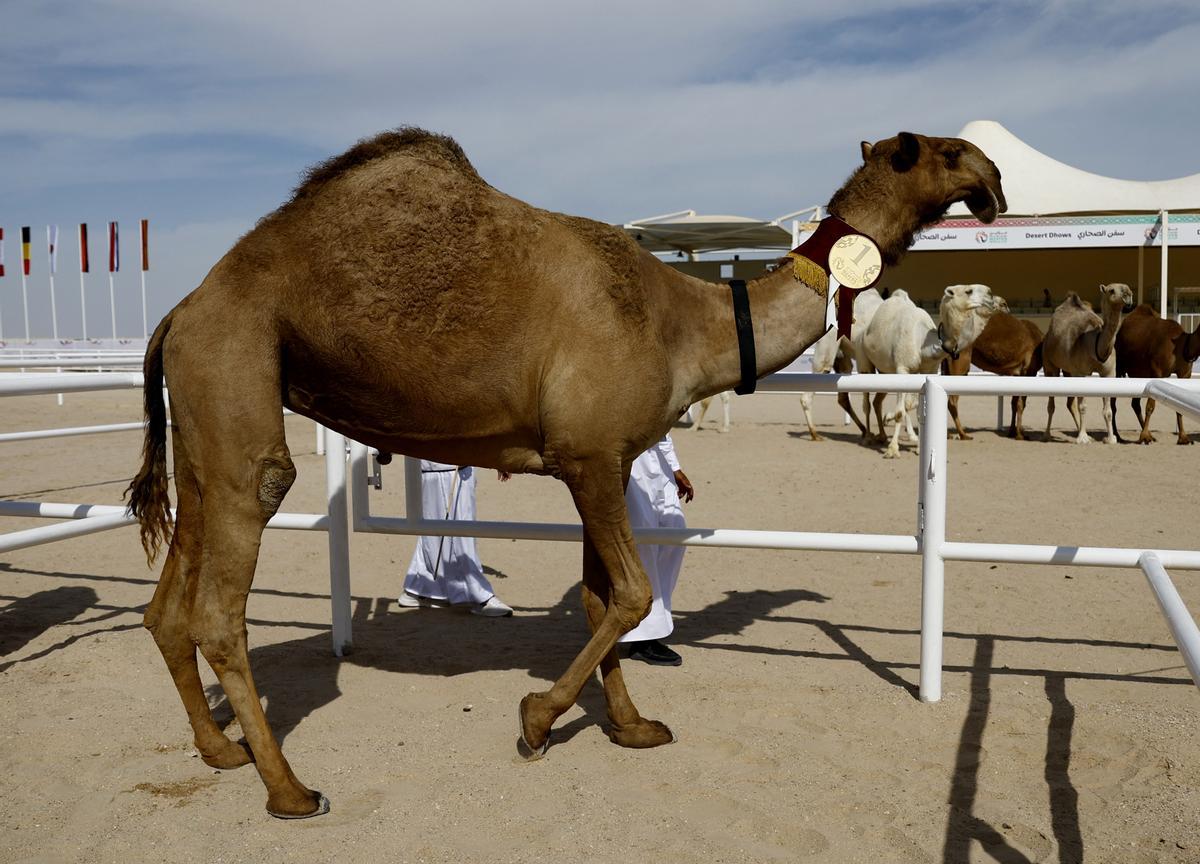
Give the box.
[1160,210,1170,319]
[1137,244,1144,307]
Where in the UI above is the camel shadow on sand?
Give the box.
[207,585,831,753]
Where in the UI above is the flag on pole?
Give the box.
[140,219,149,271]
[47,225,59,274]
[79,223,90,272]
[0,227,5,277]
[108,222,119,273]
[22,226,32,275]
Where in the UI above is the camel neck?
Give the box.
[656,263,827,407]
[1095,302,1123,362]
[828,174,931,265]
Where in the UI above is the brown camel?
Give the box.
[1109,304,1200,444]
[1042,283,1132,444]
[944,304,1044,440]
[125,128,1005,818]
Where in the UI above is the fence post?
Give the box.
[918,377,949,702]
[324,430,352,656]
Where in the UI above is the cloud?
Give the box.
[2,0,1198,326]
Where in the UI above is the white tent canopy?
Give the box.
[949,120,1200,217]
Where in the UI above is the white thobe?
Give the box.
[404,461,496,606]
[619,435,687,643]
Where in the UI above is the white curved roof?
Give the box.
[949,120,1200,216]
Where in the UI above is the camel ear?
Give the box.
[860,141,873,162]
[891,132,920,172]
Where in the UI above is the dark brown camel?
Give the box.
[1109,304,1200,444]
[126,128,1005,818]
[944,307,1044,440]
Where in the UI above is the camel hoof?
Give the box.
[958,433,974,441]
[608,718,675,749]
[1138,435,1155,445]
[199,739,254,770]
[810,432,826,442]
[517,693,552,760]
[1104,436,1118,444]
[882,449,899,459]
[267,791,330,820]
[1073,436,1091,445]
[1178,437,1193,446]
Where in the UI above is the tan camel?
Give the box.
[1041,283,1133,444]
[125,128,1004,818]
[943,302,1044,440]
[1109,304,1200,444]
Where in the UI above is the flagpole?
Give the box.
[21,272,30,343]
[78,224,88,340]
[139,219,149,340]
[109,273,117,340]
[49,273,59,340]
[79,269,88,340]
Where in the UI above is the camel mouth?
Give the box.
[965,185,1004,224]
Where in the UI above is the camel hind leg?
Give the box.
[169,342,325,819]
[144,427,254,770]
[519,455,669,754]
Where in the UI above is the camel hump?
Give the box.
[890,289,910,301]
[290,127,480,202]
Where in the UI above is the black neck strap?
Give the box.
[730,279,757,395]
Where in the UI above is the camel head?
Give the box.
[938,283,998,357]
[832,132,1006,264]
[1099,282,1134,313]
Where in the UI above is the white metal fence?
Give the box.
[3,369,1199,704]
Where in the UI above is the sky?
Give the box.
[2,0,1198,339]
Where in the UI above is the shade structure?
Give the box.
[622,209,801,255]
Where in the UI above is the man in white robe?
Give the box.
[620,434,694,666]
[398,461,513,617]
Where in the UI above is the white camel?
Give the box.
[799,288,885,440]
[690,391,732,433]
[861,284,998,458]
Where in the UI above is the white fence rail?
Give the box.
[3,369,1199,701]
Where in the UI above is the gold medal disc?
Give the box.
[828,235,882,290]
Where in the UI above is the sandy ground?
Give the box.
[2,384,1199,864]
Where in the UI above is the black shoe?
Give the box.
[626,639,682,667]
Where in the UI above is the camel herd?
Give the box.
[762,282,1197,451]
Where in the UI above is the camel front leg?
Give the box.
[883,389,907,458]
[948,394,972,440]
[719,391,731,433]
[871,392,889,443]
[519,459,669,755]
[577,535,673,749]
[1101,391,1117,444]
[1068,395,1092,444]
[1138,397,1158,444]
[799,392,825,441]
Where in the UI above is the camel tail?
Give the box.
[125,311,174,566]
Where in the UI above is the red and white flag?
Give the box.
[22,226,32,275]
[47,224,59,275]
[0,227,5,277]
[140,219,149,271]
[79,223,90,273]
[108,221,119,273]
